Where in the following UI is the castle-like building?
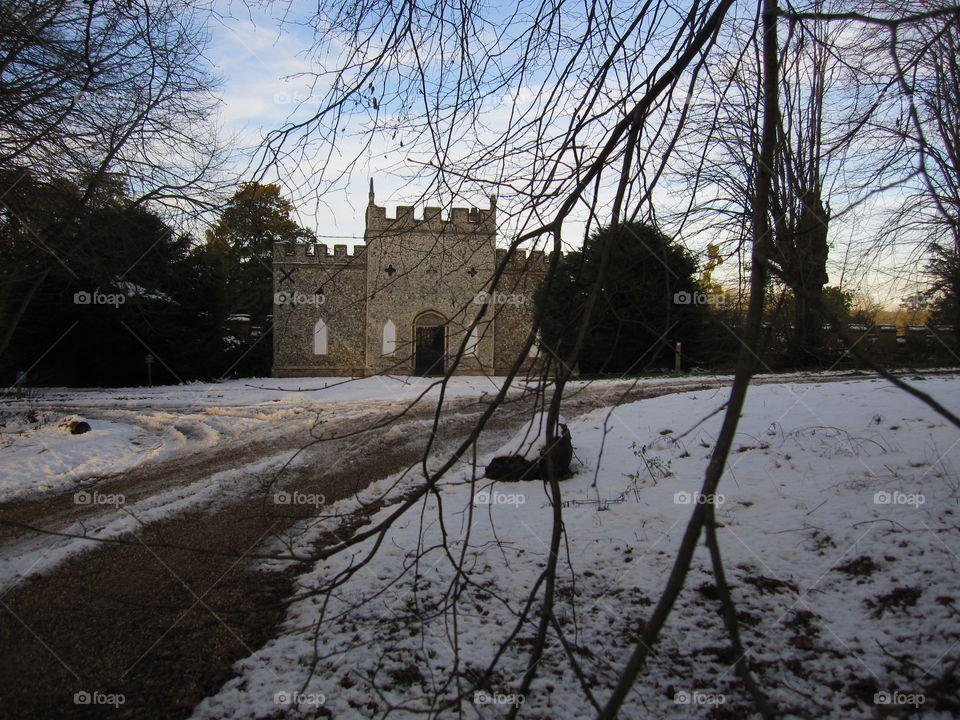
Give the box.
[271,184,547,376]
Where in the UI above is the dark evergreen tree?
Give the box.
[535,222,707,374]
[1,174,240,386]
[926,242,960,345]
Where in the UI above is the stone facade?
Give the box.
[272,185,547,377]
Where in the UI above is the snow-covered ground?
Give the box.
[17,373,514,409]
[0,411,155,502]
[192,375,960,719]
[0,375,515,504]
[0,374,531,594]
[0,369,887,505]
[0,450,298,593]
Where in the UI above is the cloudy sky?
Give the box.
[207,2,405,243]
[201,2,926,308]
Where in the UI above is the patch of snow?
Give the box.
[0,413,159,503]
[192,376,960,720]
[0,376,526,504]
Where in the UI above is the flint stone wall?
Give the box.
[272,195,546,377]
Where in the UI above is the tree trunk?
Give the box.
[783,190,829,366]
[0,268,50,363]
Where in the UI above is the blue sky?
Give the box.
[204,0,533,244]
[201,2,927,308]
[208,2,384,241]
[201,0,657,248]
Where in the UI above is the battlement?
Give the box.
[273,242,367,262]
[365,196,497,235]
[495,248,549,272]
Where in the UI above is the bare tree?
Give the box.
[6,0,960,717]
[883,0,960,339]
[669,3,904,366]
[221,1,960,717]
[0,0,228,360]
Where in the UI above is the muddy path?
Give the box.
[0,391,532,719]
[0,371,941,719]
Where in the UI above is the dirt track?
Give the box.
[0,372,929,719]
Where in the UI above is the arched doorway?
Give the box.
[413,311,446,375]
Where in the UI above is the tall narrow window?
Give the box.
[528,330,542,358]
[382,319,396,356]
[465,326,479,355]
[313,318,328,355]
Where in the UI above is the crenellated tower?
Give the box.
[271,184,544,377]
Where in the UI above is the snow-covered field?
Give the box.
[0,369,882,505]
[0,374,528,593]
[0,375,513,504]
[191,375,960,719]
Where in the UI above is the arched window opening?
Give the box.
[383,319,396,356]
